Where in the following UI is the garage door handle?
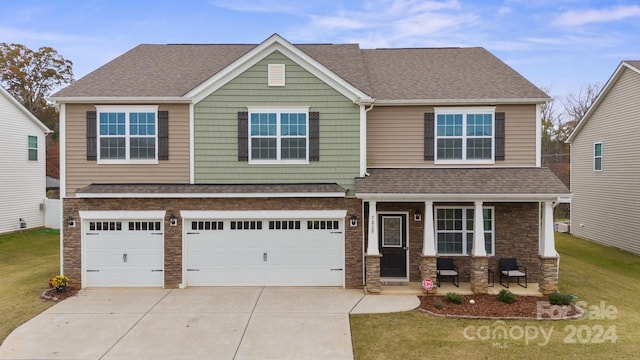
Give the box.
[331,268,343,271]
[152,232,163,235]
[187,232,200,235]
[331,231,342,234]
[187,268,200,272]
[151,269,163,272]
[87,269,100,272]
[86,232,99,235]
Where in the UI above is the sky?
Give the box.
[2,0,640,106]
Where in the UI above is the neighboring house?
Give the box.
[568,61,640,255]
[0,86,51,233]
[52,34,569,294]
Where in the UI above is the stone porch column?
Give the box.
[539,256,560,295]
[365,201,382,293]
[470,256,489,294]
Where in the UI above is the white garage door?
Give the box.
[185,217,344,286]
[84,219,164,287]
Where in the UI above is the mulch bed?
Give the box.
[419,294,582,319]
[41,286,79,301]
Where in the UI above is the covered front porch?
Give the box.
[355,168,571,296]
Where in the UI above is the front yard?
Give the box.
[351,233,640,359]
[0,229,59,344]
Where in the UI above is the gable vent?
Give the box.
[268,64,285,87]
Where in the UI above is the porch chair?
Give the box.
[436,258,459,287]
[499,258,527,288]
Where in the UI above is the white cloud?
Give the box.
[498,6,512,15]
[553,5,640,26]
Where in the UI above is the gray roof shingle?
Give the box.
[53,41,547,101]
[355,168,569,196]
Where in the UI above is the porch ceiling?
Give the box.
[355,168,570,201]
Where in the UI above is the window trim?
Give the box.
[95,105,159,165]
[594,142,602,171]
[435,206,495,256]
[247,106,310,164]
[27,135,38,161]
[434,107,496,165]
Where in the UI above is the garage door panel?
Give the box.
[84,219,164,287]
[186,218,344,286]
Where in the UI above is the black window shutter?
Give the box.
[424,112,435,161]
[86,111,97,161]
[309,112,320,161]
[238,112,248,161]
[495,112,505,161]
[158,111,169,160]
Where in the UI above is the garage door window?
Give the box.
[231,221,263,230]
[129,221,161,231]
[307,220,340,230]
[89,221,122,231]
[269,220,301,230]
[192,221,224,230]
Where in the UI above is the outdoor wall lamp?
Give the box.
[169,213,178,227]
[19,218,26,229]
[350,215,358,227]
[67,215,76,228]
[414,209,422,222]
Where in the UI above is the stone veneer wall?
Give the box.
[63,196,362,289]
[365,202,541,283]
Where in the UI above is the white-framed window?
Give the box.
[248,107,309,164]
[435,206,494,255]
[435,107,495,164]
[594,142,602,171]
[27,135,38,161]
[96,105,159,164]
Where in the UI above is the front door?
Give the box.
[379,214,407,278]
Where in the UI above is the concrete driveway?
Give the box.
[0,287,418,360]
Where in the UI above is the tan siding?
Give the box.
[367,104,537,167]
[571,67,640,255]
[64,103,190,197]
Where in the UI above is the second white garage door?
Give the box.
[184,214,345,287]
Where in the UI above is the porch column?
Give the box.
[367,201,379,255]
[471,201,487,257]
[540,201,558,257]
[422,201,436,256]
[365,200,382,293]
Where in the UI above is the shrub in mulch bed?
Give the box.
[41,286,79,301]
[419,294,583,319]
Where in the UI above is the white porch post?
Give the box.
[472,201,487,257]
[541,201,558,257]
[422,201,436,256]
[367,201,379,255]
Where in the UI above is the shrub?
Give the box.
[549,291,574,305]
[496,289,516,304]
[444,292,463,304]
[434,299,444,310]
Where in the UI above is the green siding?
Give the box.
[194,51,360,194]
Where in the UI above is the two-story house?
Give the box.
[0,86,51,234]
[52,34,569,294]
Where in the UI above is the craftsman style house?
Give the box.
[568,61,640,255]
[52,34,568,294]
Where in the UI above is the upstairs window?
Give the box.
[435,107,495,164]
[248,107,308,163]
[27,135,38,161]
[594,142,602,171]
[96,106,158,163]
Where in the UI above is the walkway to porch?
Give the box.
[378,281,544,297]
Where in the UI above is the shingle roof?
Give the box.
[624,60,640,71]
[355,168,569,197]
[53,39,547,101]
[76,183,347,196]
[361,47,548,100]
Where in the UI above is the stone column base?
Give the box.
[420,256,438,294]
[539,255,560,295]
[365,254,383,294]
[470,256,489,294]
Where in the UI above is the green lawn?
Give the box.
[351,233,640,359]
[0,228,60,344]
